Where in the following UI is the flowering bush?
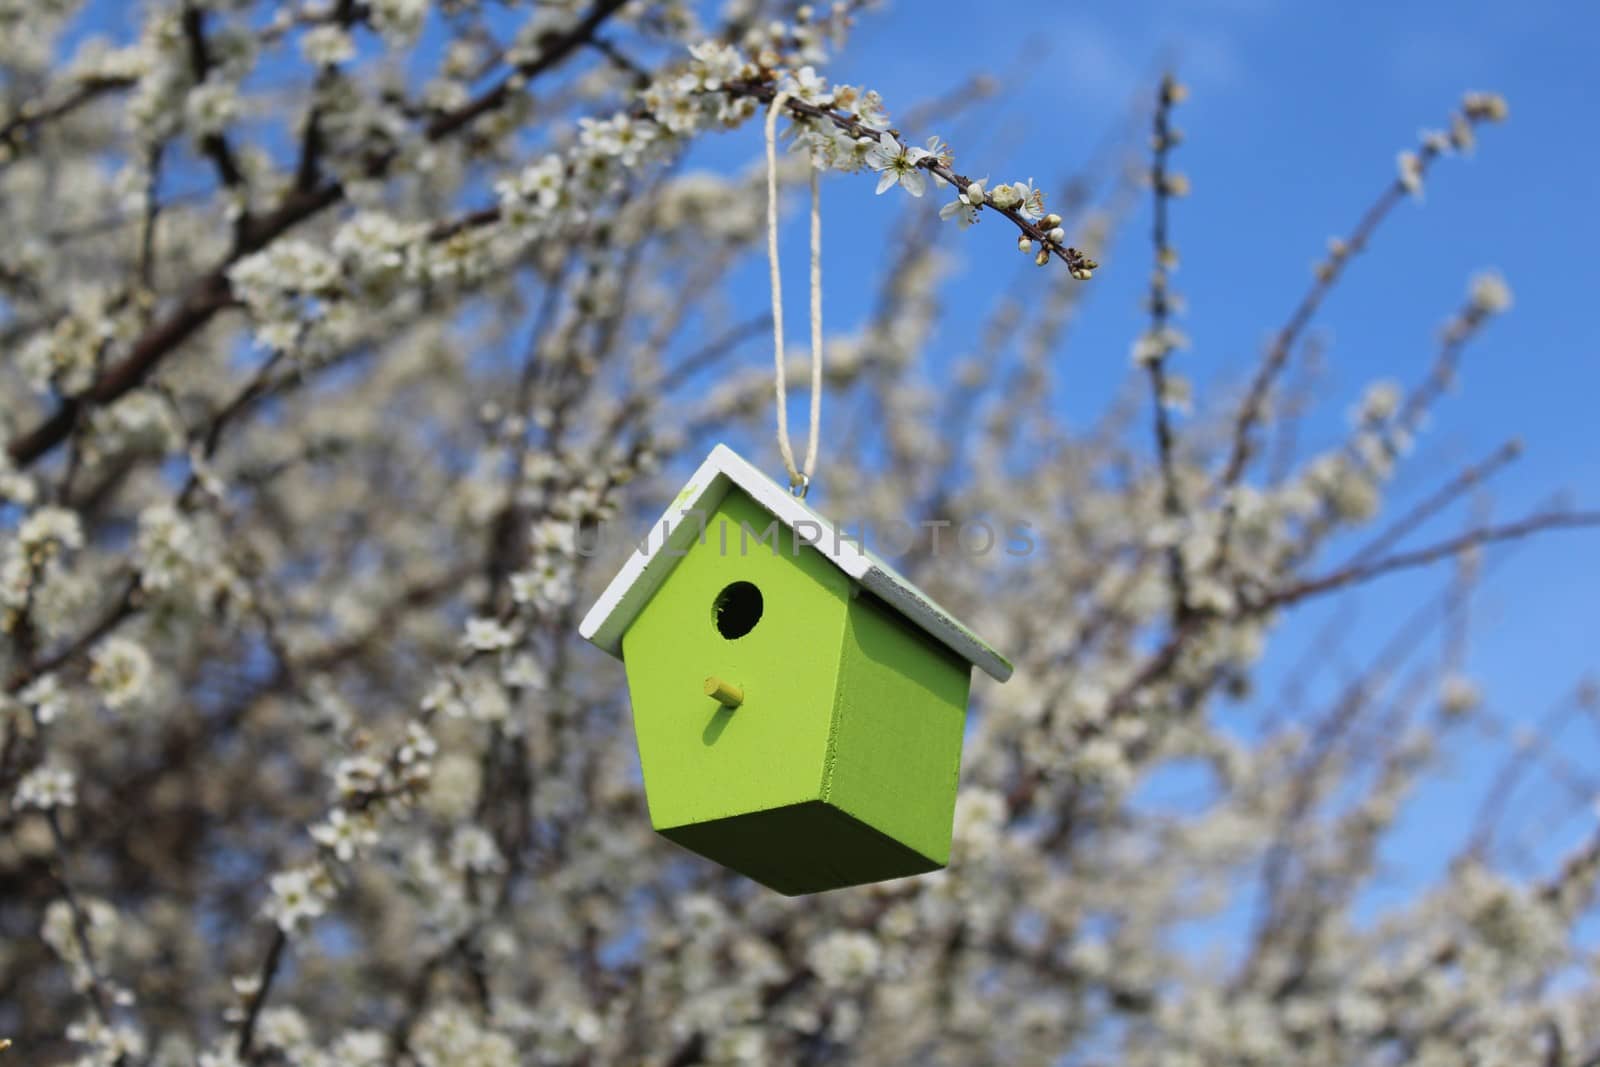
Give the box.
[0,2,1595,1066]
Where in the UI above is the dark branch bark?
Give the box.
[4,0,629,471]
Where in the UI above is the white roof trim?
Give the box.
[578,444,1013,682]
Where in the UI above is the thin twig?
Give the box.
[1207,101,1505,572]
[234,928,287,1060]
[181,4,249,244]
[1262,510,1600,610]
[1142,74,1192,621]
[1342,439,1522,570]
[1464,684,1597,859]
[45,810,123,1063]
[0,76,137,161]
[426,0,633,140]
[724,78,1098,278]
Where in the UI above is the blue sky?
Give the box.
[799,0,1600,904]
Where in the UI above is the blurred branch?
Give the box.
[1208,97,1508,569]
[1342,439,1523,569]
[5,0,632,471]
[1141,73,1193,622]
[1261,508,1600,610]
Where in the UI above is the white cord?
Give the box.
[765,90,823,497]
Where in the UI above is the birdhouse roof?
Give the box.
[579,444,1013,682]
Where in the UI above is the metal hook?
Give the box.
[789,472,810,499]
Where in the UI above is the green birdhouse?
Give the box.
[579,445,1012,895]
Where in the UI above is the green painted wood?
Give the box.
[660,801,941,896]
[622,489,853,831]
[619,487,972,895]
[823,590,970,867]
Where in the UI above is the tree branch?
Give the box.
[1261,510,1600,610]
[5,0,628,471]
[1141,73,1192,621]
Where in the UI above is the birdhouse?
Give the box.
[579,445,1011,895]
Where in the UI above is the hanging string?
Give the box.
[765,89,823,498]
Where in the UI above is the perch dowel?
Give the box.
[703,676,744,708]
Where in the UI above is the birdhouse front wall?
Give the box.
[621,488,855,833]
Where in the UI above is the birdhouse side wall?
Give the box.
[822,591,972,868]
[620,488,854,833]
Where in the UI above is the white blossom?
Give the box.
[510,549,575,613]
[397,721,438,766]
[1355,380,1402,423]
[989,178,1045,219]
[264,865,333,934]
[310,809,379,862]
[18,506,84,557]
[682,40,745,93]
[853,88,891,130]
[66,1012,146,1064]
[301,25,355,67]
[255,1007,313,1056]
[185,78,240,137]
[1397,150,1424,197]
[334,755,386,799]
[579,113,659,169]
[15,764,77,810]
[0,453,36,505]
[448,825,504,874]
[496,154,567,229]
[89,637,154,711]
[370,0,428,41]
[1131,325,1189,366]
[951,786,1007,853]
[1441,674,1483,716]
[410,1004,517,1067]
[135,504,201,593]
[1470,269,1514,314]
[42,896,118,988]
[463,616,515,652]
[423,753,482,820]
[20,674,68,724]
[198,1043,246,1067]
[502,651,547,690]
[866,134,930,197]
[939,178,986,228]
[807,931,882,989]
[334,212,419,298]
[1462,90,1510,122]
[782,64,833,107]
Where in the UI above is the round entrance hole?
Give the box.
[713,581,763,639]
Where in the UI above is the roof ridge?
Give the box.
[578,444,1013,682]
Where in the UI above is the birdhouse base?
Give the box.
[659,799,944,896]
